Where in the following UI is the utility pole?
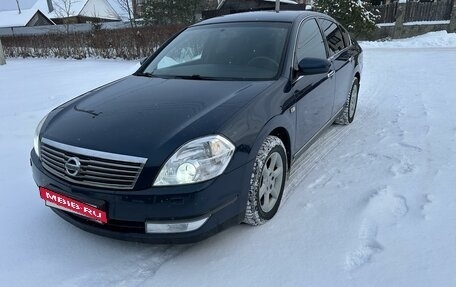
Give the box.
[16,0,22,14]
[275,0,280,12]
[0,39,6,65]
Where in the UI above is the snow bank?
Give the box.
[403,20,450,26]
[360,31,456,49]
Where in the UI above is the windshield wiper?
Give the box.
[172,75,217,81]
[134,71,158,78]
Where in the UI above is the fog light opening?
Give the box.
[145,216,210,234]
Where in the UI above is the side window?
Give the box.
[319,19,346,55]
[340,26,351,47]
[295,19,326,66]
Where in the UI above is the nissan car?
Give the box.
[31,11,362,243]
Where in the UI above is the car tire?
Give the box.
[243,135,287,226]
[334,77,359,125]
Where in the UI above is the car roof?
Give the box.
[194,11,327,26]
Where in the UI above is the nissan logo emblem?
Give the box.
[64,157,81,176]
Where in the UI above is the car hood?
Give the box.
[43,75,272,166]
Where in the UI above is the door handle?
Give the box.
[349,56,354,62]
[327,70,335,78]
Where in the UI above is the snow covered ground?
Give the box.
[1,32,455,286]
[361,30,456,48]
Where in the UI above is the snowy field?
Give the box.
[0,32,455,286]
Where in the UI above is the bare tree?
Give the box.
[115,0,136,28]
[53,0,81,33]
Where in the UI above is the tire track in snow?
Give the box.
[284,49,388,195]
[281,74,382,205]
[280,46,399,204]
[61,244,191,287]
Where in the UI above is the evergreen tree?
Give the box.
[314,0,378,35]
[143,0,203,25]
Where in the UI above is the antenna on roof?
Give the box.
[15,0,21,14]
[275,0,280,12]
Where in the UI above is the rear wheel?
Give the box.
[335,77,359,125]
[243,136,287,225]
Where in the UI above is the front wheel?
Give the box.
[243,136,287,226]
[335,77,359,125]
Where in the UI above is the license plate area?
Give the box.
[39,187,108,224]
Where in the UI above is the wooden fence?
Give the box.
[404,0,453,22]
[374,3,398,23]
[371,0,453,23]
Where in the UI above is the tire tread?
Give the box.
[243,136,286,226]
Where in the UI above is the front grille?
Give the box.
[40,138,147,190]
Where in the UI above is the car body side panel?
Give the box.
[292,67,335,150]
[220,78,297,168]
[332,48,356,112]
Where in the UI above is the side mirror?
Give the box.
[298,58,331,75]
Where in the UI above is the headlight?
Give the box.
[154,135,235,186]
[33,114,48,157]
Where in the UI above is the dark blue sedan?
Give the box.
[31,11,362,243]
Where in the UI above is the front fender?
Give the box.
[247,113,295,167]
[220,79,295,174]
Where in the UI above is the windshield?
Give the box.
[141,22,291,81]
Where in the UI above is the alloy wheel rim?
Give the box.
[349,84,358,118]
[259,152,283,213]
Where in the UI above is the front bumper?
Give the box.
[31,151,252,244]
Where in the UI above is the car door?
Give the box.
[318,19,355,112]
[292,18,336,151]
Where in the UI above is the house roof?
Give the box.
[4,0,88,16]
[0,0,120,27]
[106,0,132,21]
[45,0,120,20]
[0,9,40,28]
[76,0,120,20]
[48,0,92,18]
[0,1,55,28]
